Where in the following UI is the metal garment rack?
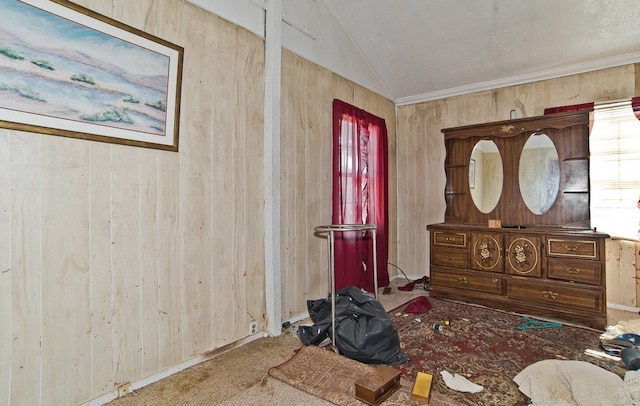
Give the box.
[313,224,378,350]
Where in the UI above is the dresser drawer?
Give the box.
[431,270,502,295]
[433,231,467,248]
[547,259,602,285]
[506,235,541,277]
[470,233,503,272]
[506,278,604,312]
[547,238,599,260]
[431,248,468,269]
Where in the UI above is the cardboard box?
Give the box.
[354,365,401,405]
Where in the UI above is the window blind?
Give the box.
[590,100,640,240]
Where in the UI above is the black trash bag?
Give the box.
[298,285,409,365]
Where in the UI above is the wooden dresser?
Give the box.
[429,111,609,329]
[428,223,608,329]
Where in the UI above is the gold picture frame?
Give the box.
[0,0,184,151]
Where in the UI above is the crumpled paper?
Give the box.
[600,318,640,340]
[440,370,484,393]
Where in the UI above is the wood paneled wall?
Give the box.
[396,64,639,308]
[0,1,396,405]
[279,50,396,321]
[606,239,640,308]
[2,1,637,404]
[0,1,267,404]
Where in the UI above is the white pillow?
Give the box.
[513,360,628,406]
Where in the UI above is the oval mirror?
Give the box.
[470,140,503,214]
[519,133,559,215]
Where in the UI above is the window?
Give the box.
[331,99,389,292]
[590,100,640,240]
[336,115,378,224]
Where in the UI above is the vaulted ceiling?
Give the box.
[191,0,640,104]
[323,0,640,103]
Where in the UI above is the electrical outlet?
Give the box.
[115,382,131,398]
[249,321,258,335]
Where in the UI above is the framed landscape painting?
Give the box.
[0,0,184,151]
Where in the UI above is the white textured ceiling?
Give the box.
[190,0,640,103]
[323,0,640,103]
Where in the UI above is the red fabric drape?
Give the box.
[632,97,640,119]
[543,102,594,115]
[544,99,640,120]
[331,99,389,293]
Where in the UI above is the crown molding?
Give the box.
[395,51,640,107]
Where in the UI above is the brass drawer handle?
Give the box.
[457,277,469,286]
[542,290,558,300]
[445,236,454,241]
[446,256,455,261]
[564,245,578,252]
[566,268,580,274]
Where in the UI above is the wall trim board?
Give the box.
[607,303,640,314]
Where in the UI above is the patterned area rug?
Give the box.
[391,297,625,405]
[270,297,625,405]
[269,345,459,405]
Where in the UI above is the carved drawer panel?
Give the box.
[471,233,503,273]
[506,278,604,312]
[547,238,599,260]
[431,270,503,295]
[431,248,468,269]
[433,231,467,248]
[505,235,541,277]
[547,259,602,285]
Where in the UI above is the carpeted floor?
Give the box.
[106,279,425,406]
[269,345,435,405]
[268,297,627,406]
[107,279,636,406]
[389,297,626,405]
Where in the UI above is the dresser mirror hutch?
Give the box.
[427,110,609,329]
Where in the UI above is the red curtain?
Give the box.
[543,102,594,115]
[544,98,640,119]
[331,99,389,293]
[633,97,640,119]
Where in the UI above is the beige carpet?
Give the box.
[107,279,425,405]
[107,331,333,406]
[107,279,636,406]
